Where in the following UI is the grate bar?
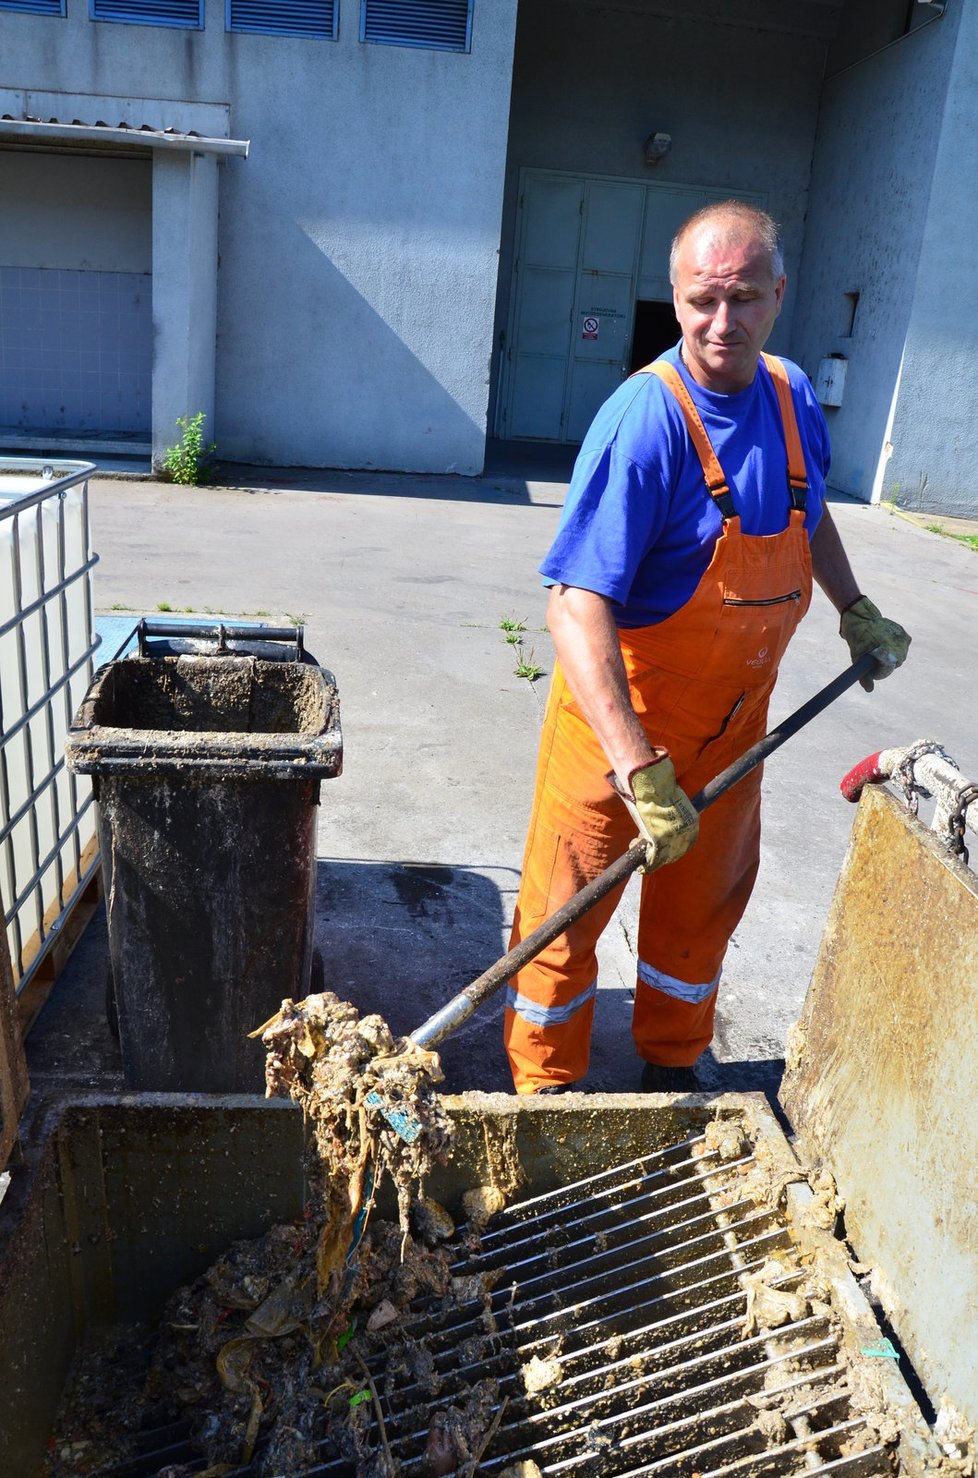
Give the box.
[456,1148,750,1266]
[96,1437,198,1477]
[478,1211,785,1330]
[387,1318,839,1459]
[411,1203,785,1335]
[456,1146,723,1250]
[470,1183,758,1288]
[525,1315,833,1418]
[392,1340,842,1470]
[386,1282,821,1435]
[451,1155,757,1275]
[531,1364,853,1474]
[384,1291,820,1420]
[518,1264,802,1352]
[611,1414,878,1478]
[471,1136,709,1240]
[697,1428,887,1478]
[408,1274,804,1395]
[400,1222,793,1361]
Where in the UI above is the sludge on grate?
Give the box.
[107,1127,899,1478]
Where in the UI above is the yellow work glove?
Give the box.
[839,596,911,692]
[614,756,700,872]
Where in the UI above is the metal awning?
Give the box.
[0,115,248,155]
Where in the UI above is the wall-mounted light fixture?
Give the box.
[644,132,672,166]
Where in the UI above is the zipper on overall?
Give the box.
[723,590,802,607]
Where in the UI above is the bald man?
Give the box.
[504,200,909,1095]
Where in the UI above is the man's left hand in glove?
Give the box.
[839,595,911,692]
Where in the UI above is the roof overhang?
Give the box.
[0,117,249,155]
[0,89,248,157]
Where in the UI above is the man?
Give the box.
[503,200,910,1095]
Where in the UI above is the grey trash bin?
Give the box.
[65,622,342,1093]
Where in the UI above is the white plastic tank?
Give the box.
[0,460,99,990]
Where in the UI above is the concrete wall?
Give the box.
[883,3,978,516]
[790,6,961,503]
[0,153,151,271]
[490,0,839,425]
[3,0,519,473]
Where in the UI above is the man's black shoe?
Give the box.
[536,1081,577,1095]
[640,1061,699,1093]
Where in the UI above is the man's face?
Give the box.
[672,225,785,394]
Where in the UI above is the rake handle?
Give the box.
[410,653,875,1050]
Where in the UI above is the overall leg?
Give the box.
[633,758,762,1066]
[504,669,634,1092]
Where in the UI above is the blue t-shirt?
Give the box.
[541,343,830,627]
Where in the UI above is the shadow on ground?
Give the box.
[313,857,514,1093]
[23,860,788,1111]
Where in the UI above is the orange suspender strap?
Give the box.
[635,355,809,516]
[760,352,808,511]
[638,361,737,520]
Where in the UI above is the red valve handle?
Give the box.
[840,752,886,802]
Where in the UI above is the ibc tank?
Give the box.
[0,459,99,994]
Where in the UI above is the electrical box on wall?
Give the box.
[815,355,847,407]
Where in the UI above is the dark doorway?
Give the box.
[629,299,680,373]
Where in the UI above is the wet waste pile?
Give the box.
[45,996,913,1478]
[45,993,510,1478]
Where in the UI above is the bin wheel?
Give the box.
[105,966,120,1040]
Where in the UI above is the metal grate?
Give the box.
[107,1132,895,1476]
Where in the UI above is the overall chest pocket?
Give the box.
[723,590,802,607]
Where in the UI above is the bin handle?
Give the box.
[136,618,305,661]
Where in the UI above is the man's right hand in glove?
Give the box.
[613,754,700,871]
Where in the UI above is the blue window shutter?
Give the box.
[360,0,472,52]
[0,0,64,12]
[228,0,336,36]
[90,0,203,26]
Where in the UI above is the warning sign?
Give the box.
[582,315,600,340]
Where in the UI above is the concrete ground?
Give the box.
[26,460,978,1109]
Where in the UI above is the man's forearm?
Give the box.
[546,584,656,786]
[810,504,861,613]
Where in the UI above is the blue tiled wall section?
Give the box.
[0,266,152,434]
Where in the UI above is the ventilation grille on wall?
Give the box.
[0,0,64,12]
[360,0,472,51]
[227,0,336,35]
[90,0,202,26]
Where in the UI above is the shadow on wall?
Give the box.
[313,857,516,1093]
[216,221,489,477]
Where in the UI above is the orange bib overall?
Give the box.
[504,355,813,1093]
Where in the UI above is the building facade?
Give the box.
[0,0,973,512]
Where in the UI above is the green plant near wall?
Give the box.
[160,412,217,486]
